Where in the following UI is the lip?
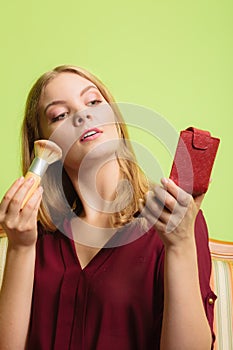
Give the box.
[79,128,103,142]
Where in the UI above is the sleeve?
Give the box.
[194,210,217,349]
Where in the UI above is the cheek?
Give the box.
[109,125,120,140]
[40,118,82,158]
[39,118,50,139]
[63,143,82,167]
[51,127,78,160]
[97,108,120,139]
[94,104,116,126]
[39,115,58,140]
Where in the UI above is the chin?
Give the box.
[80,140,119,165]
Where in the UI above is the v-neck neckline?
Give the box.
[62,216,145,272]
[63,218,116,272]
[71,240,109,271]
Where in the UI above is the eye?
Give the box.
[87,99,102,107]
[51,112,69,123]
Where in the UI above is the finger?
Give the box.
[139,197,169,234]
[146,192,174,226]
[153,185,177,213]
[138,199,159,227]
[0,177,25,214]
[144,191,164,218]
[154,219,168,234]
[3,186,43,235]
[21,185,43,211]
[140,192,170,227]
[17,186,43,231]
[161,178,192,207]
[139,198,175,234]
[6,177,36,216]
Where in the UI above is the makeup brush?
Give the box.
[21,140,62,209]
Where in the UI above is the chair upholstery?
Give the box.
[0,227,232,349]
[0,228,7,288]
[209,239,233,350]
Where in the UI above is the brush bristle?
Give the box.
[34,140,62,164]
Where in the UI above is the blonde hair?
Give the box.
[22,65,150,231]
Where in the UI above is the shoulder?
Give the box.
[195,209,209,234]
[37,221,63,238]
[35,221,74,270]
[111,219,164,253]
[194,210,211,252]
[194,210,212,288]
[36,221,66,251]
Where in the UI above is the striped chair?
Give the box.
[209,239,233,350]
[0,228,7,289]
[0,228,232,349]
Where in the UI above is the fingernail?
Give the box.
[18,176,24,183]
[27,177,35,184]
[161,178,169,185]
[138,198,144,210]
[38,186,43,194]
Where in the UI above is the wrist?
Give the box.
[7,242,36,255]
[164,235,196,257]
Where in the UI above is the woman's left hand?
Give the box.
[139,178,205,248]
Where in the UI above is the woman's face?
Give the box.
[39,72,120,170]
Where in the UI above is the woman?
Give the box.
[0,65,216,349]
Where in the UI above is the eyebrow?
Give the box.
[44,85,99,114]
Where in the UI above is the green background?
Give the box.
[0,0,232,241]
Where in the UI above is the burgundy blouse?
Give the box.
[27,210,216,350]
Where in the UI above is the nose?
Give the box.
[73,111,92,127]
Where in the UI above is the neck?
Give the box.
[65,157,120,227]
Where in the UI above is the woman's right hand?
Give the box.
[0,176,43,249]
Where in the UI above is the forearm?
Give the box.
[160,237,212,350]
[0,244,35,350]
